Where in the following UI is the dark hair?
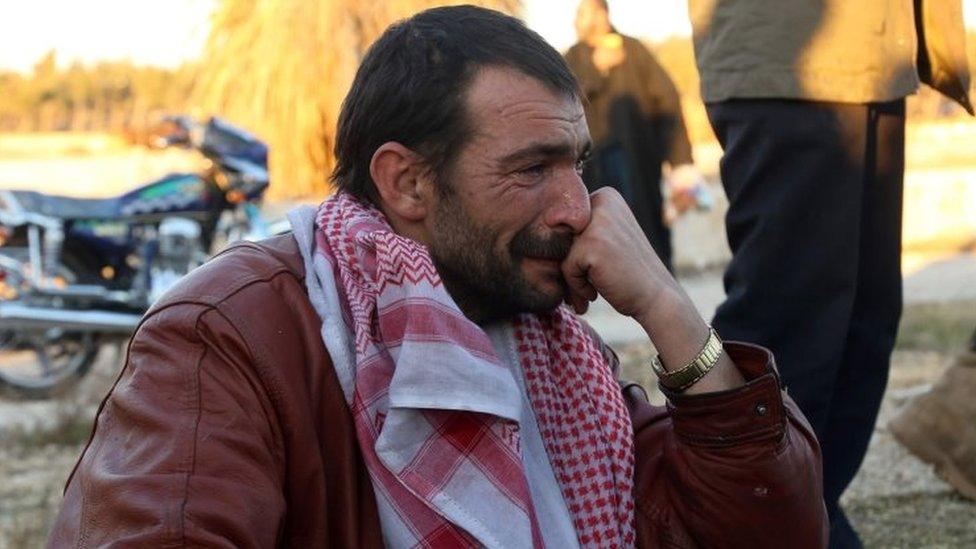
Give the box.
[331,5,580,202]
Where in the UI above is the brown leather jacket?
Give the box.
[50,234,828,548]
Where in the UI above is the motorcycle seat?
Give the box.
[5,190,124,220]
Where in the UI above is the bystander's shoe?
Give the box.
[889,340,976,500]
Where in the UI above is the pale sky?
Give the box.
[0,0,214,72]
[1,0,975,73]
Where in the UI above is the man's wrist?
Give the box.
[652,327,724,391]
[633,286,710,371]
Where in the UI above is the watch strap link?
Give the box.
[651,327,723,392]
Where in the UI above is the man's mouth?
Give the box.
[523,256,562,267]
[510,230,574,263]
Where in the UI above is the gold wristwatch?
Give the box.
[651,327,723,392]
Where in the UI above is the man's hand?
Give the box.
[561,188,744,394]
[561,188,672,319]
[667,164,706,216]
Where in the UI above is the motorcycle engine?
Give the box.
[150,218,203,303]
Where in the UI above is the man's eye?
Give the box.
[519,164,547,177]
[575,158,588,174]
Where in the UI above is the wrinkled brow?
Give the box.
[497,140,592,166]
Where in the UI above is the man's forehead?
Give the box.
[464,66,587,150]
[466,67,582,119]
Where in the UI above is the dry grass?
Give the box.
[896,300,976,353]
[847,492,976,548]
[2,404,94,450]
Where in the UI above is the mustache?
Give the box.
[510,229,574,261]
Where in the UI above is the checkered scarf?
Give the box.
[314,193,635,547]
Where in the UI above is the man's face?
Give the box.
[425,66,592,323]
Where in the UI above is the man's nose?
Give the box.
[544,171,591,235]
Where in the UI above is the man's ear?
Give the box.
[369,142,433,222]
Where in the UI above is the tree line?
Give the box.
[0,51,196,135]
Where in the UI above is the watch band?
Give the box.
[651,327,723,392]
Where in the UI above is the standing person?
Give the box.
[687,0,973,546]
[566,0,703,272]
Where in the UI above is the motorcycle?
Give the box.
[0,116,270,399]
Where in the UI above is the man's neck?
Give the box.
[381,205,433,248]
[443,280,510,327]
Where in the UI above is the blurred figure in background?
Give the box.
[687,0,973,547]
[566,0,706,273]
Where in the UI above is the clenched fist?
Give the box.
[561,188,675,320]
[561,188,744,394]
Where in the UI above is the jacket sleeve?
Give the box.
[626,342,829,548]
[48,303,286,548]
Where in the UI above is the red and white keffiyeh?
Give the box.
[314,193,635,547]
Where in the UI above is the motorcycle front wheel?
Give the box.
[0,251,102,400]
[0,327,100,400]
